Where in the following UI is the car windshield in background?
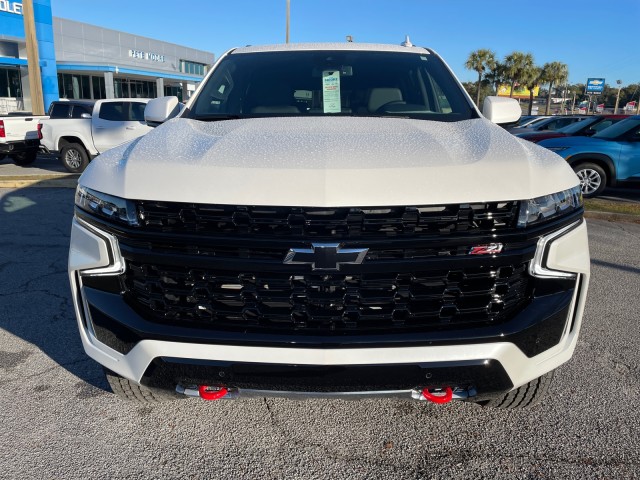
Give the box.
[557,117,597,134]
[593,117,640,139]
[189,50,476,122]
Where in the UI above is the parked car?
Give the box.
[509,115,585,134]
[39,98,152,173]
[0,111,47,165]
[514,115,551,128]
[515,115,538,126]
[514,115,629,143]
[69,42,589,408]
[539,115,640,197]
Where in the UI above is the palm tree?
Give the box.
[485,62,506,96]
[504,52,535,98]
[542,62,569,115]
[465,49,496,107]
[522,66,543,115]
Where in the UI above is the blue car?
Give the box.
[538,115,640,197]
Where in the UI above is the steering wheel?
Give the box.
[375,101,407,113]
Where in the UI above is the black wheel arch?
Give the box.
[567,153,617,187]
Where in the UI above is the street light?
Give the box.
[614,80,622,114]
[286,0,290,43]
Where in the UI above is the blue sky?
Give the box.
[51,0,639,87]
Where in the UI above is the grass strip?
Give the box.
[584,198,640,216]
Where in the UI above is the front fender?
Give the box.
[566,153,617,187]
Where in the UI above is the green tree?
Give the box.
[542,61,569,115]
[521,65,543,115]
[504,52,535,98]
[465,49,497,107]
[461,81,493,107]
[485,62,506,96]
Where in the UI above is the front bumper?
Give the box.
[69,216,590,399]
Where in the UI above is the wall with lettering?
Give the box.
[0,0,59,110]
[54,17,213,75]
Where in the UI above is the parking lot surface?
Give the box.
[1,186,639,479]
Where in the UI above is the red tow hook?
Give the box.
[198,385,228,401]
[421,386,453,404]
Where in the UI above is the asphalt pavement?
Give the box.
[1,186,639,479]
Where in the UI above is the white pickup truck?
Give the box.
[39,98,152,173]
[0,113,47,165]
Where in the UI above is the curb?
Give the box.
[0,174,79,189]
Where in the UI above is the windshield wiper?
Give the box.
[193,114,243,122]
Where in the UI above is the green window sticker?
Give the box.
[322,70,341,113]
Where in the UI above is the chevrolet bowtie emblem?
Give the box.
[283,243,369,271]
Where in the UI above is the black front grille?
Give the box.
[122,261,531,334]
[135,201,519,238]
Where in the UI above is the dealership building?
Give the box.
[0,0,214,113]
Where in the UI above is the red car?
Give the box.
[514,115,630,143]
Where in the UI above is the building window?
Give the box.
[164,85,183,101]
[92,76,106,99]
[0,68,22,98]
[58,73,93,99]
[58,73,106,100]
[180,60,207,76]
[114,78,157,99]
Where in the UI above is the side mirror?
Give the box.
[145,96,182,127]
[584,128,596,137]
[80,113,91,119]
[482,96,521,126]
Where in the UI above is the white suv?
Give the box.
[69,42,589,408]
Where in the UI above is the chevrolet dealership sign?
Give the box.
[129,49,166,63]
[586,78,605,94]
[0,1,22,14]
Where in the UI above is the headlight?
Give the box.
[75,185,139,226]
[517,185,582,228]
[545,146,570,153]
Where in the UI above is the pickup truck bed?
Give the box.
[0,113,47,165]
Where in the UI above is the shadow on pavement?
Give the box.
[591,258,640,276]
[0,181,108,391]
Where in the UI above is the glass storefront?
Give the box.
[0,67,22,98]
[164,85,183,101]
[58,74,158,100]
[58,73,106,100]
[114,77,157,99]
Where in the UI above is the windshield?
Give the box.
[522,117,549,128]
[557,117,597,134]
[188,50,476,122]
[593,117,640,139]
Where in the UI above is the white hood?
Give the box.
[79,116,579,206]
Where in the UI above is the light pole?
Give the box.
[614,80,622,114]
[286,0,290,43]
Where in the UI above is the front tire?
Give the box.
[103,368,176,403]
[573,162,607,198]
[10,149,38,166]
[60,143,89,173]
[479,371,554,409]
